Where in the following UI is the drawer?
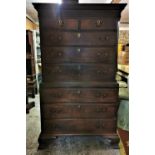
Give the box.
[41,104,118,119]
[41,31,117,46]
[42,47,116,63]
[80,18,117,30]
[40,88,118,103]
[42,119,117,134]
[43,64,116,82]
[40,18,78,30]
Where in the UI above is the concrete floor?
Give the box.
[26,94,120,155]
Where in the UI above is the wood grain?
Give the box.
[42,47,116,63]
[41,103,118,119]
[33,3,126,148]
[40,88,118,103]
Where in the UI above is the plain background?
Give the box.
[0,0,155,154]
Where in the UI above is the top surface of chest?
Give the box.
[34,3,126,19]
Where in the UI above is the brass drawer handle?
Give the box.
[96,20,103,27]
[78,105,81,109]
[102,94,107,97]
[58,19,64,27]
[97,52,101,56]
[77,48,81,53]
[78,65,81,70]
[58,52,62,56]
[77,90,81,95]
[77,33,81,38]
[105,36,109,40]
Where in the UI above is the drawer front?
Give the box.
[42,47,116,63]
[42,119,117,134]
[40,18,117,30]
[42,104,118,119]
[40,88,118,103]
[40,19,78,30]
[42,31,117,46]
[80,19,117,30]
[43,64,115,82]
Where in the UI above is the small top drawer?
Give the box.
[40,18,78,30]
[80,18,117,30]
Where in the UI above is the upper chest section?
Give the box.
[37,4,123,31]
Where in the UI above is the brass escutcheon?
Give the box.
[77,48,81,52]
[77,90,81,94]
[58,19,64,27]
[96,20,103,27]
[77,33,81,38]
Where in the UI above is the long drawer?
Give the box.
[41,31,117,46]
[43,64,116,82]
[42,47,116,63]
[40,18,117,30]
[40,88,118,103]
[42,119,117,134]
[41,104,118,119]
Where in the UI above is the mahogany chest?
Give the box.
[34,3,126,149]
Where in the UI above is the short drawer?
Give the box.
[42,47,116,63]
[42,119,117,134]
[43,64,116,82]
[41,31,117,46]
[40,88,118,103]
[40,19,78,30]
[41,104,118,119]
[80,18,117,30]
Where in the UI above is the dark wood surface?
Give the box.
[42,64,116,82]
[40,82,119,88]
[42,119,117,134]
[41,18,117,30]
[80,18,117,30]
[40,88,118,103]
[42,47,116,63]
[41,31,117,46]
[33,3,126,149]
[41,104,118,119]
